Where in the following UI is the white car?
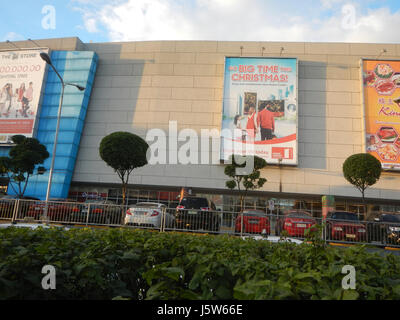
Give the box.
[124,202,175,228]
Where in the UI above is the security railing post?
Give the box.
[122,204,127,226]
[85,203,91,226]
[11,199,19,223]
[270,212,276,236]
[161,207,166,232]
[240,213,244,237]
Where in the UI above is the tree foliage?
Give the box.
[224,154,267,211]
[342,153,382,204]
[99,131,149,204]
[0,135,49,197]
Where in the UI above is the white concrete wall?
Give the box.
[60,40,400,200]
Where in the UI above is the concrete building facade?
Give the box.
[1,37,400,211]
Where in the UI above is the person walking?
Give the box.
[256,104,275,141]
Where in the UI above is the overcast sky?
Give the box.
[1,0,400,44]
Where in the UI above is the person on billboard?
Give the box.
[0,85,7,117]
[17,83,25,117]
[246,106,257,142]
[5,83,13,117]
[257,104,275,141]
[234,115,246,141]
[22,82,33,117]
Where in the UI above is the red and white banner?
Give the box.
[220,57,298,165]
[0,49,48,143]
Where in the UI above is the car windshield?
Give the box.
[331,212,359,221]
[85,200,104,204]
[381,214,400,223]
[286,212,311,218]
[180,198,208,209]
[243,210,265,216]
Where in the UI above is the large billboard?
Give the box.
[220,57,298,165]
[362,59,400,170]
[0,49,48,143]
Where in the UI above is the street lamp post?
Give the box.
[40,52,85,221]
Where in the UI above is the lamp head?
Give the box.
[40,52,52,65]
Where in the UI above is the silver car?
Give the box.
[125,202,174,228]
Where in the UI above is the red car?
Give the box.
[26,199,74,221]
[276,210,317,237]
[325,211,367,242]
[235,210,270,234]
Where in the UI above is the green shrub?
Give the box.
[0,227,399,300]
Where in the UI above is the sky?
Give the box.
[1,0,400,44]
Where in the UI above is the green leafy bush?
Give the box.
[0,227,400,300]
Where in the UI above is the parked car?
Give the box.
[235,209,270,234]
[174,197,220,232]
[0,195,40,219]
[25,198,75,221]
[125,202,174,228]
[367,213,400,245]
[325,211,367,242]
[276,210,317,237]
[70,200,123,225]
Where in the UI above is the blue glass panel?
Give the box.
[0,50,98,200]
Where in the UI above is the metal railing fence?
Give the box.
[0,199,399,248]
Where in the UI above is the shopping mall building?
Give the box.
[1,37,400,214]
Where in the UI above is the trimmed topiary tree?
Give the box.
[224,154,267,211]
[342,153,382,213]
[0,135,48,198]
[99,132,149,205]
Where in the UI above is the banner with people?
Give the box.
[362,59,400,170]
[0,49,48,143]
[220,57,298,165]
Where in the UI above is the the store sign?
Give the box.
[362,59,400,170]
[0,49,48,143]
[220,57,298,165]
[268,199,275,211]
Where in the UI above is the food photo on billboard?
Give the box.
[362,59,400,170]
